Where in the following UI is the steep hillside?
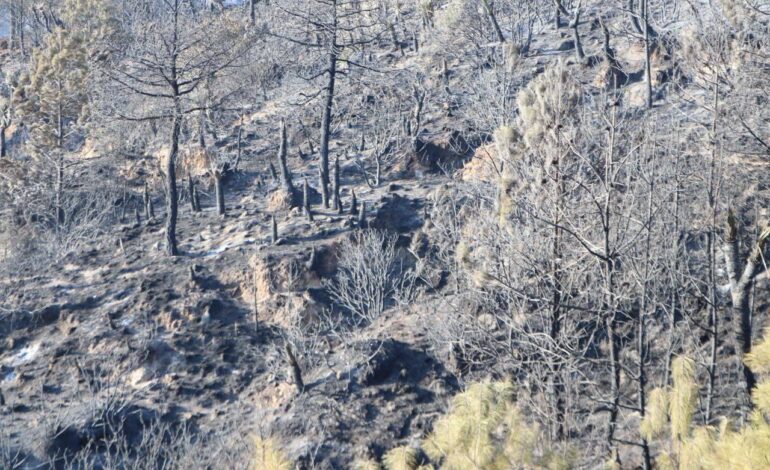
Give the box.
[1,0,770,469]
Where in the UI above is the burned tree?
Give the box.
[724,211,770,412]
[271,0,382,208]
[109,1,247,254]
[276,117,296,205]
[284,343,304,394]
[333,156,341,212]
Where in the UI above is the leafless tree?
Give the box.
[325,229,416,325]
[107,0,248,254]
[270,0,383,207]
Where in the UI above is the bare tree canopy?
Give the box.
[1,0,770,468]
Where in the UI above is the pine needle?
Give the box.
[640,387,669,441]
[670,356,698,442]
[252,436,292,470]
[382,446,419,470]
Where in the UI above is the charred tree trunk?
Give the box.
[144,182,152,220]
[299,120,315,156]
[482,0,506,43]
[55,102,65,226]
[214,172,225,216]
[303,178,313,222]
[374,155,382,187]
[387,21,399,51]
[198,110,206,149]
[637,150,656,470]
[55,153,64,226]
[277,118,295,202]
[642,0,653,109]
[165,104,181,256]
[410,87,426,143]
[269,162,278,182]
[319,48,337,208]
[724,211,769,413]
[233,122,243,172]
[357,201,367,229]
[604,103,621,461]
[271,214,278,244]
[0,126,7,158]
[629,0,657,38]
[570,2,585,64]
[253,269,259,333]
[284,343,304,395]
[333,157,341,212]
[188,175,199,213]
[554,0,569,28]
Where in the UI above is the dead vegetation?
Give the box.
[0,0,769,468]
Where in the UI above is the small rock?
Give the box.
[556,39,575,51]
[32,304,61,327]
[11,403,30,413]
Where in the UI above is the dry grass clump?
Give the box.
[460,144,498,184]
[267,189,295,211]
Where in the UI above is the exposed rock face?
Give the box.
[228,243,341,329]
